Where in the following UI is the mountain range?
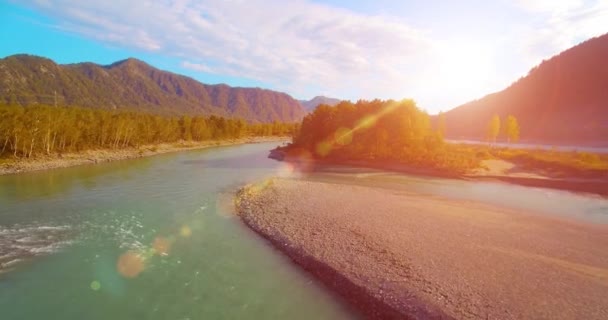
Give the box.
[444,33,608,145]
[0,55,307,123]
[2,31,607,144]
[298,96,341,112]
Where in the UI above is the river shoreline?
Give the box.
[270,149,608,197]
[236,182,449,320]
[0,136,288,176]
[235,178,608,319]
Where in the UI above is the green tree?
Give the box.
[505,115,520,143]
[487,115,501,144]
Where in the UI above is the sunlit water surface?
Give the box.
[2,142,607,320]
[0,142,358,320]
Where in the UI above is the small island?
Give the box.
[270,99,608,196]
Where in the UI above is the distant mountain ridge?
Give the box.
[299,96,341,111]
[0,54,306,123]
[444,33,608,145]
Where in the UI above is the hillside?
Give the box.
[444,33,608,145]
[0,55,306,123]
[299,96,341,112]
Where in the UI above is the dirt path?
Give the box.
[236,178,608,319]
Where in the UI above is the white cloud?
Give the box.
[19,0,432,102]
[515,0,585,13]
[515,0,608,64]
[14,0,608,111]
[181,61,214,73]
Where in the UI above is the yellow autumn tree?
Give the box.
[487,114,501,144]
[505,115,520,143]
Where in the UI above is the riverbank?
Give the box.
[271,148,608,196]
[236,178,608,319]
[467,159,608,196]
[0,136,288,175]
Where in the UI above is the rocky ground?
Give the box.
[236,178,608,319]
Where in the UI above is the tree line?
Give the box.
[487,114,520,143]
[287,100,527,173]
[291,99,480,172]
[0,105,298,158]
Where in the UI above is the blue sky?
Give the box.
[1,0,606,113]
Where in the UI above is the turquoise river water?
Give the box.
[1,141,607,320]
[0,142,358,320]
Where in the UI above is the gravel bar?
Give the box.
[236,178,608,319]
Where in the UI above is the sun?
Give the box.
[432,39,494,93]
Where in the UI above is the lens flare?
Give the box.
[315,141,332,157]
[334,127,353,146]
[153,236,171,256]
[90,280,101,291]
[277,163,295,177]
[356,115,377,129]
[284,149,314,173]
[180,226,192,238]
[117,251,145,278]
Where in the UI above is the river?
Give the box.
[0,142,358,320]
[1,142,607,319]
[447,139,608,153]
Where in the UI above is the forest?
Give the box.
[0,105,298,158]
[289,99,481,174]
[286,99,607,176]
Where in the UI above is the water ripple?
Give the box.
[0,224,73,272]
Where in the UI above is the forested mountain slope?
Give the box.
[0,55,306,123]
[444,33,608,145]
